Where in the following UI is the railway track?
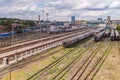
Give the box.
[0,47,65,77]
[0,28,87,48]
[49,40,103,80]
[0,46,64,78]
[85,42,112,80]
[71,39,111,80]
[0,29,86,53]
[30,39,99,80]
[0,37,93,79]
[27,37,93,80]
[27,46,86,80]
[67,42,104,80]
[117,41,120,54]
[0,30,74,48]
[0,29,91,68]
[37,45,93,80]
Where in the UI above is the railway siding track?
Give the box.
[61,39,109,80]
[0,37,93,80]
[0,46,64,77]
[56,41,103,80]
[77,42,109,80]
[117,41,120,54]
[76,39,111,80]
[51,43,100,80]
[0,30,89,60]
[86,42,112,80]
[27,38,94,80]
[27,47,76,80]
[0,30,91,69]
[0,29,86,53]
[0,46,73,79]
[68,42,104,80]
[0,29,86,48]
[38,40,101,80]
[38,46,91,80]
[37,48,85,80]
[93,41,120,80]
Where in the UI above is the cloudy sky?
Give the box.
[0,0,120,21]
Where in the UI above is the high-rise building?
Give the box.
[71,16,75,24]
[97,18,103,23]
[106,16,112,27]
[107,16,111,22]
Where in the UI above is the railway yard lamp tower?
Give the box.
[46,12,49,34]
[11,24,15,45]
[42,10,45,38]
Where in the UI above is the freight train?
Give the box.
[110,29,120,41]
[110,29,115,41]
[114,30,120,41]
[94,30,105,42]
[95,28,105,33]
[62,30,93,47]
[104,29,110,37]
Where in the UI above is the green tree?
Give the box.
[0,19,13,32]
[27,21,35,27]
[116,26,120,32]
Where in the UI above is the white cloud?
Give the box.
[73,2,93,10]
[82,11,107,17]
[0,0,120,20]
[109,2,120,9]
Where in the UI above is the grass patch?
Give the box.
[48,66,59,74]
[52,56,56,60]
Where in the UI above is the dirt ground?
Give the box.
[94,42,120,80]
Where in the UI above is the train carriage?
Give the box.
[114,30,120,41]
[94,31,105,42]
[63,30,93,47]
[104,29,110,37]
[110,30,115,41]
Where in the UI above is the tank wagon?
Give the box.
[94,30,105,42]
[63,31,93,47]
[114,30,120,41]
[110,29,115,41]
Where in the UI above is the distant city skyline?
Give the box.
[0,0,120,21]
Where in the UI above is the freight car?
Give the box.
[63,31,93,47]
[114,30,120,41]
[104,29,110,37]
[110,29,115,41]
[94,31,105,42]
